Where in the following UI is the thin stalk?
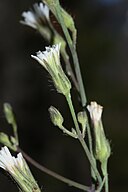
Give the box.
[86,122,97,181]
[104,163,109,192]
[12,121,19,146]
[65,93,102,185]
[61,51,79,92]
[55,0,87,107]
[96,176,106,192]
[105,173,109,192]
[60,125,77,138]
[54,3,98,182]
[17,147,90,192]
[101,161,109,192]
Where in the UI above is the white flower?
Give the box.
[0,146,23,174]
[31,44,60,69]
[31,44,71,96]
[21,2,49,29]
[87,101,103,123]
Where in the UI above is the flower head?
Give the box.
[31,44,71,96]
[21,2,49,29]
[87,101,103,124]
[87,102,111,164]
[0,146,41,192]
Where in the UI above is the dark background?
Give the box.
[0,0,128,191]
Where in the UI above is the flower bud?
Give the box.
[77,111,87,137]
[77,111,87,125]
[87,102,111,163]
[3,103,15,125]
[49,106,63,128]
[0,133,16,150]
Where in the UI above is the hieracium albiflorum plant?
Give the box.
[0,1,111,192]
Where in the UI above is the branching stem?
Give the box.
[65,93,102,185]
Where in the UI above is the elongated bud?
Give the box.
[77,111,87,137]
[3,103,15,125]
[87,102,111,163]
[49,106,63,128]
[0,133,16,151]
[77,111,87,125]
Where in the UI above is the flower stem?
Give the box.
[65,93,102,185]
[17,147,90,192]
[54,2,98,182]
[101,161,109,192]
[55,0,87,107]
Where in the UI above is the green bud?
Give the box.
[0,132,12,148]
[77,111,87,125]
[3,103,15,125]
[49,106,63,128]
[77,111,87,137]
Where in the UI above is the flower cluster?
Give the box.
[31,44,71,96]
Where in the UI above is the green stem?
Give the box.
[61,51,79,92]
[105,173,109,192]
[55,1,87,107]
[101,161,109,192]
[65,93,102,185]
[86,121,97,181]
[96,176,106,192]
[60,125,77,139]
[54,3,98,181]
[12,121,19,146]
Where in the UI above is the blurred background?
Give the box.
[0,0,128,191]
